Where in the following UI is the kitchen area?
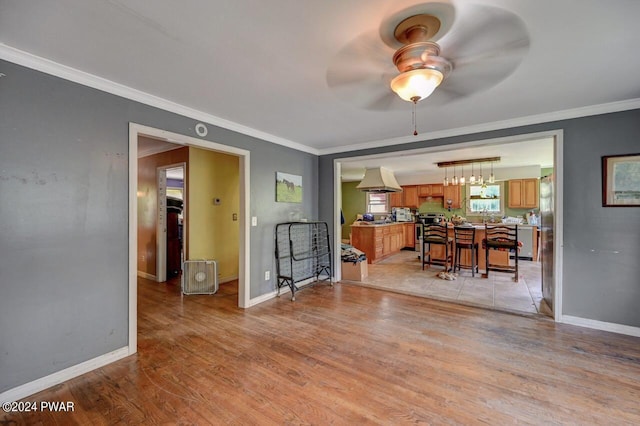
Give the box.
[340,139,554,316]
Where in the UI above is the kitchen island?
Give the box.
[426,224,537,271]
[351,222,536,271]
[350,222,406,264]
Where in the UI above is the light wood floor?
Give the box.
[4,277,640,424]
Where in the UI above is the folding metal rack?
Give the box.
[274,221,333,301]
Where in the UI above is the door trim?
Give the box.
[128,123,251,356]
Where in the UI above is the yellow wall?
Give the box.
[188,147,239,282]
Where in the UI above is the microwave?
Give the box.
[394,207,412,222]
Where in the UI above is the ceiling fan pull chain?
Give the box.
[412,97,418,135]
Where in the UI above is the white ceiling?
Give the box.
[1,0,640,159]
[339,136,554,183]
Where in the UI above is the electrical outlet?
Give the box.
[232,213,238,221]
[265,270,270,280]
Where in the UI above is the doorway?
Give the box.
[332,130,563,321]
[128,123,250,356]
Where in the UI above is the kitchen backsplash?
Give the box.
[418,200,464,216]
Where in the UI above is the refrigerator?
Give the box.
[540,174,555,312]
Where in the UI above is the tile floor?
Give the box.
[343,250,552,317]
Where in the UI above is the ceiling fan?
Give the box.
[326,2,530,114]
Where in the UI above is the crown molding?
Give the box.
[3,43,639,158]
[318,97,640,156]
[0,43,319,155]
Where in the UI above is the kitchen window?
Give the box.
[366,192,389,214]
[467,183,504,215]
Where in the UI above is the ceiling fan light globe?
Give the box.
[390,69,443,102]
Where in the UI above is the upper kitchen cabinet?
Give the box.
[389,185,418,208]
[403,185,419,208]
[508,178,539,208]
[389,190,404,208]
[443,185,461,209]
[418,184,444,197]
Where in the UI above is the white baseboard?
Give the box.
[0,346,130,404]
[561,315,640,338]
[247,277,320,307]
[137,270,156,280]
[219,275,239,284]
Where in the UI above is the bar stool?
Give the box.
[483,224,519,282]
[423,223,453,271]
[454,226,479,277]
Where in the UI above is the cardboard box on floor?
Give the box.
[341,260,368,281]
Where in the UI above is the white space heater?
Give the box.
[182,260,218,295]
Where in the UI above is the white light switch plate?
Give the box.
[251,216,257,226]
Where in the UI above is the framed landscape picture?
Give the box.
[602,153,640,206]
[276,172,302,203]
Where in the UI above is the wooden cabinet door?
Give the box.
[382,234,392,255]
[430,184,444,197]
[403,185,419,208]
[389,190,403,208]
[509,179,538,208]
[417,185,431,197]
[443,185,461,209]
[404,223,415,248]
[508,180,523,208]
[522,179,539,208]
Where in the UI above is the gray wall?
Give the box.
[0,60,318,392]
[320,109,640,328]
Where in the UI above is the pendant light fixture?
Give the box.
[459,165,465,186]
[452,165,458,186]
[478,162,484,185]
[443,166,449,186]
[469,163,476,184]
[489,161,496,183]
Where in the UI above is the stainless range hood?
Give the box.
[356,167,403,193]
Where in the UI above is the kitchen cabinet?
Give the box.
[442,185,461,209]
[403,222,415,248]
[418,184,444,197]
[403,185,419,208]
[508,179,539,208]
[351,223,404,263]
[389,190,404,208]
[391,184,444,208]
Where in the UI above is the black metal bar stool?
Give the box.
[423,223,453,271]
[483,224,519,282]
[454,226,479,277]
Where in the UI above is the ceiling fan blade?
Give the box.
[438,4,529,59]
[363,91,399,111]
[327,31,395,87]
[429,4,530,102]
[435,40,529,101]
[327,31,406,110]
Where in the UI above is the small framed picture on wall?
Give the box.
[276,172,302,203]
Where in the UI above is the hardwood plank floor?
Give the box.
[3,277,640,425]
